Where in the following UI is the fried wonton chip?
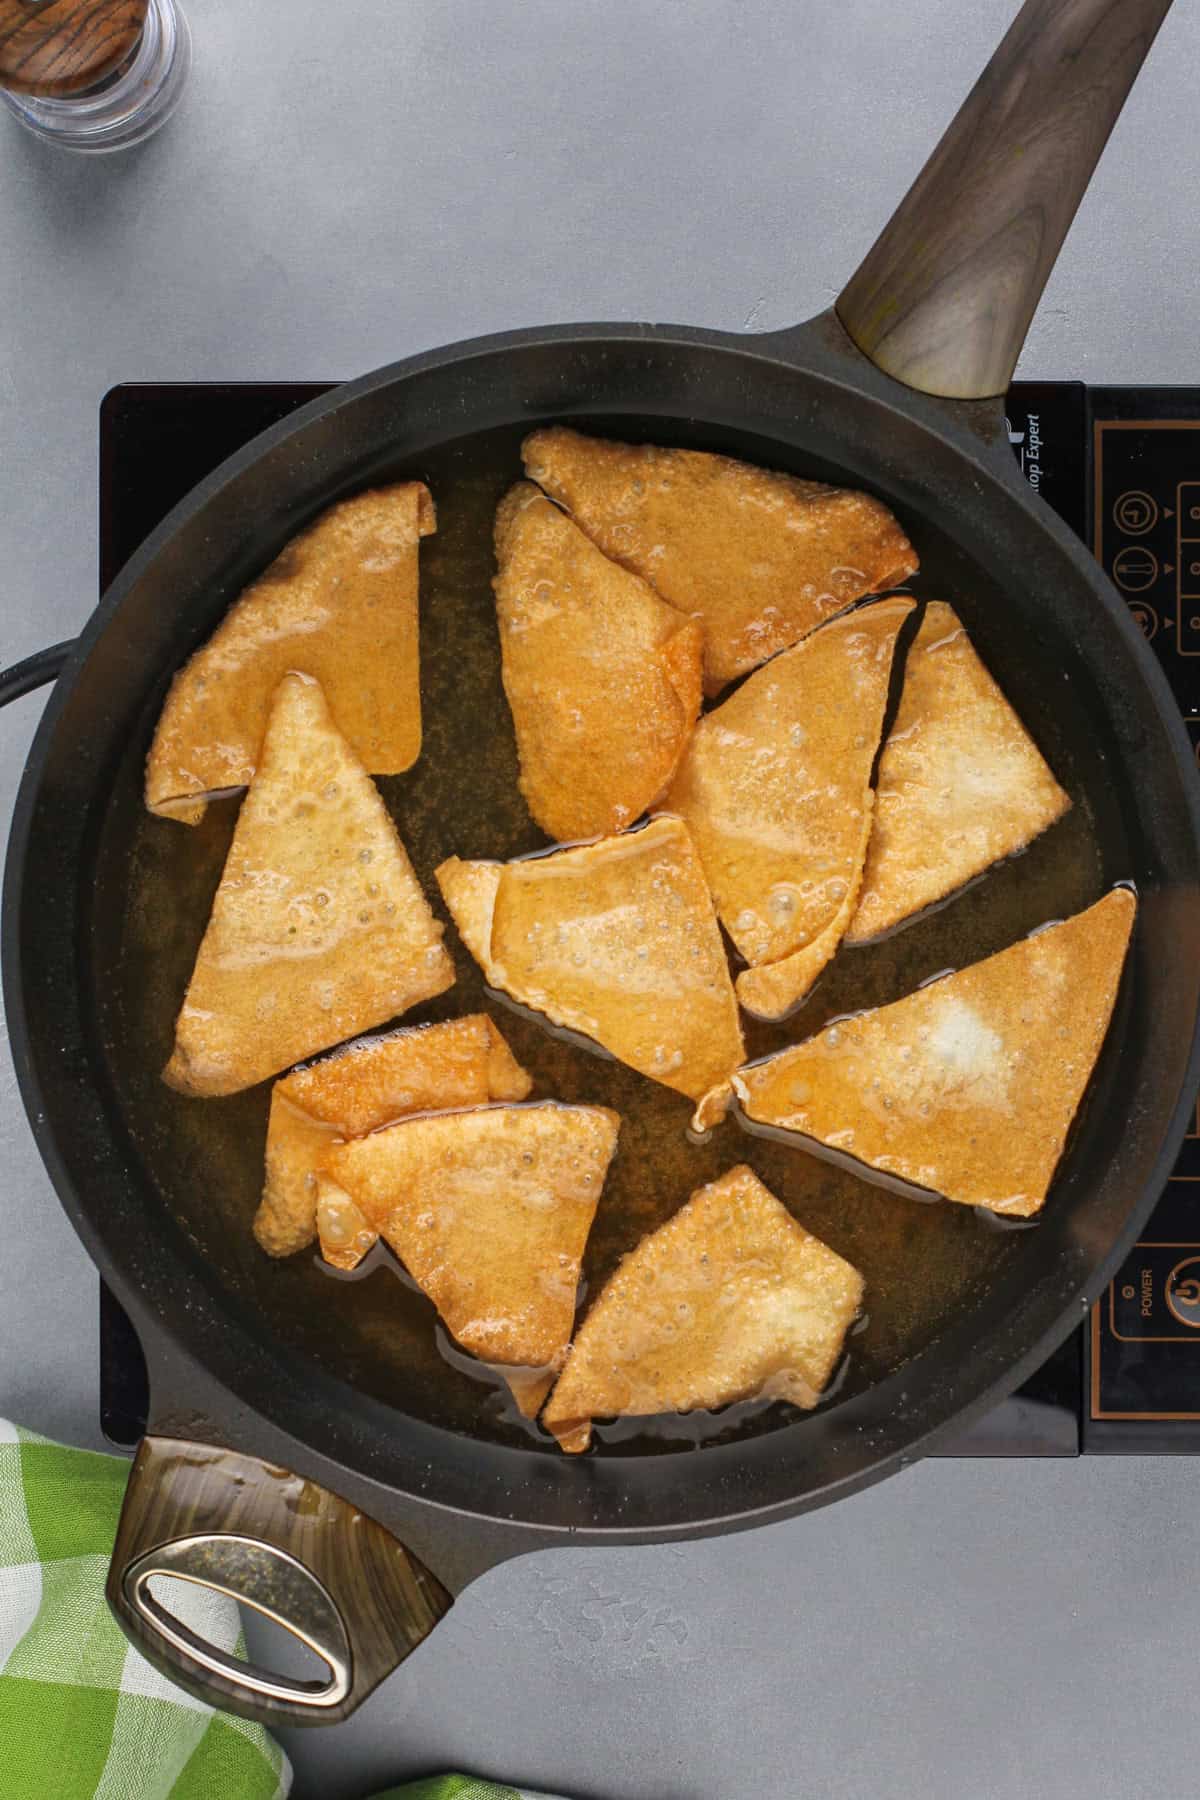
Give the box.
[494,483,703,840]
[736,889,1136,1216]
[146,483,435,824]
[315,1166,557,1414]
[543,1164,863,1453]
[847,603,1071,943]
[436,816,744,1120]
[522,427,917,691]
[163,673,454,1098]
[326,1103,620,1408]
[252,1014,532,1259]
[668,599,913,1020]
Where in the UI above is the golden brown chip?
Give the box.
[847,603,1071,943]
[163,673,454,1098]
[543,1164,863,1453]
[436,816,744,1118]
[494,483,703,840]
[280,1012,530,1132]
[318,1181,553,1420]
[255,1097,342,1260]
[253,1014,532,1259]
[326,1102,620,1382]
[146,483,434,824]
[668,599,913,1020]
[522,427,917,691]
[736,889,1136,1215]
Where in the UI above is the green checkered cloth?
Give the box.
[0,1420,290,1799]
[0,1420,562,1800]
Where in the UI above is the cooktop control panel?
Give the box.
[1000,382,1200,1448]
[1087,390,1200,1446]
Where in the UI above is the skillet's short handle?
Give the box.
[107,1436,452,1728]
[0,642,73,708]
[837,0,1174,400]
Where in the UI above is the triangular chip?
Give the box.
[146,483,435,823]
[668,599,913,1020]
[313,1171,557,1415]
[543,1164,863,1453]
[436,816,745,1120]
[253,1014,532,1259]
[847,603,1071,943]
[736,889,1136,1216]
[494,482,703,840]
[163,673,454,1098]
[522,427,917,691]
[326,1103,620,1404]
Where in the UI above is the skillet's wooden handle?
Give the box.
[837,0,1174,400]
[0,0,146,98]
[107,1436,452,1728]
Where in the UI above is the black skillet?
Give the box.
[4,0,1197,1728]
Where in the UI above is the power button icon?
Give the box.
[1166,1257,1200,1330]
[1114,490,1159,535]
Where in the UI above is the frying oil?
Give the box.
[104,422,1111,1457]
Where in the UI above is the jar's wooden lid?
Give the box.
[0,0,148,99]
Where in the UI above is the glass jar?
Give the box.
[1,0,191,154]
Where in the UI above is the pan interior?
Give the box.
[90,414,1124,1459]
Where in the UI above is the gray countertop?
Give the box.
[1,2,1198,1795]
